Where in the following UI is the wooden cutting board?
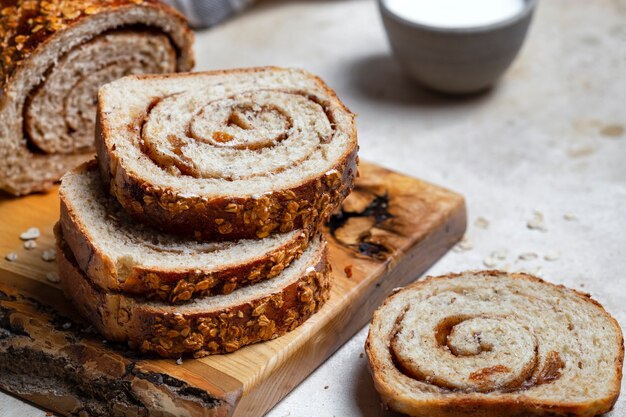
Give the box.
[0,161,466,417]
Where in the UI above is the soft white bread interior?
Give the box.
[58,233,332,358]
[59,161,312,302]
[366,271,624,417]
[96,67,358,240]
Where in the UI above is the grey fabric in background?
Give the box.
[163,0,256,28]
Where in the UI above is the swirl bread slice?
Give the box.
[57,229,331,358]
[59,161,313,303]
[366,271,624,417]
[96,67,359,241]
[0,0,194,195]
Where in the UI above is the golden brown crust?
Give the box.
[57,201,313,302]
[95,66,359,241]
[365,270,625,417]
[0,0,194,196]
[58,234,332,358]
[0,0,193,90]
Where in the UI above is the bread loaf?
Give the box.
[366,271,624,417]
[0,0,194,195]
[57,230,331,358]
[96,67,359,241]
[59,161,312,303]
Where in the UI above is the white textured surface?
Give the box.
[1,0,625,416]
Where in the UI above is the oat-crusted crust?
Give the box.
[57,194,313,302]
[96,67,359,241]
[57,162,316,303]
[0,0,194,195]
[365,270,624,417]
[0,0,191,90]
[58,234,332,358]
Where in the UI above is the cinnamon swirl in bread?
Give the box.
[96,67,358,241]
[366,271,624,417]
[0,0,194,195]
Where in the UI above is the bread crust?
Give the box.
[95,67,359,241]
[0,0,194,195]
[365,270,624,417]
[58,162,316,303]
[57,233,332,358]
[0,0,193,91]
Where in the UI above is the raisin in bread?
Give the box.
[96,67,358,241]
[366,271,624,417]
[57,231,331,358]
[59,161,312,303]
[0,0,194,195]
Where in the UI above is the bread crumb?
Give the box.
[527,211,547,231]
[20,227,40,240]
[5,252,17,262]
[344,265,353,278]
[62,322,71,330]
[24,240,37,250]
[544,251,560,261]
[46,271,60,283]
[360,352,364,358]
[474,217,489,229]
[176,358,183,365]
[483,256,497,268]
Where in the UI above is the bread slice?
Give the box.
[96,67,359,241]
[57,231,331,358]
[0,0,194,196]
[366,271,624,417]
[59,161,313,303]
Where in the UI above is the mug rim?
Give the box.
[378,0,537,34]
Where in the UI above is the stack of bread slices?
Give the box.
[55,67,359,358]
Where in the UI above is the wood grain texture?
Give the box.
[0,161,466,417]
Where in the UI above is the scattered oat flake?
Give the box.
[20,227,40,240]
[491,249,507,260]
[544,251,560,261]
[527,211,547,231]
[453,236,473,252]
[600,124,624,138]
[518,252,538,261]
[563,213,578,221]
[42,249,56,262]
[483,256,498,268]
[5,252,17,262]
[46,271,60,283]
[474,217,490,229]
[24,240,37,250]
[176,358,183,365]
